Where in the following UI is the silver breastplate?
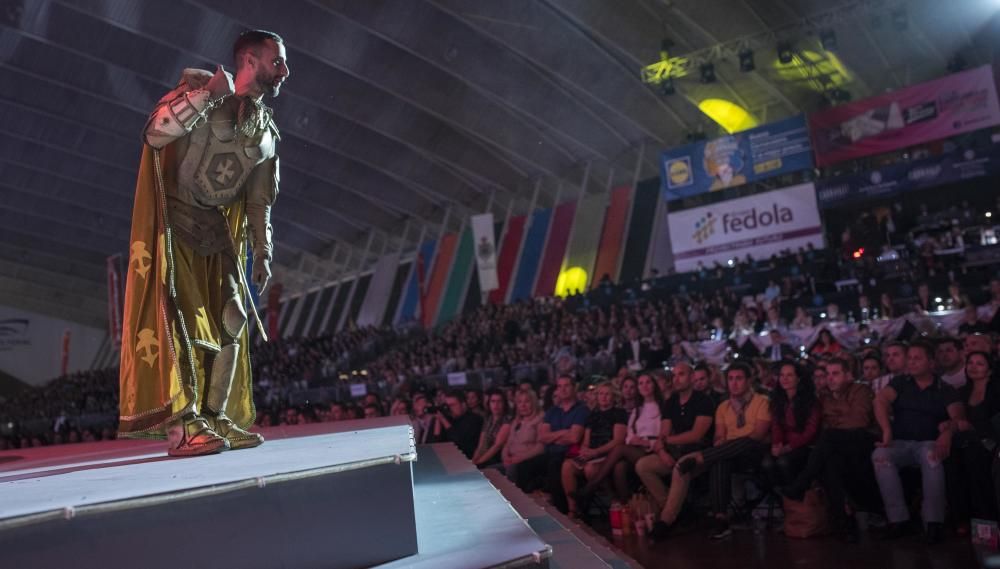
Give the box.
[177,107,275,208]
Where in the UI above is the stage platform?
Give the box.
[0,417,554,569]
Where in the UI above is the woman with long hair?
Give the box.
[501,389,547,491]
[579,372,665,502]
[472,388,512,468]
[809,329,843,357]
[762,362,820,487]
[950,352,1000,524]
[620,375,639,413]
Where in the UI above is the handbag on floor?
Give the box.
[783,487,831,538]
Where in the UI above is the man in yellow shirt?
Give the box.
[651,362,771,540]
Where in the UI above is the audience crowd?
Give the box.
[2,197,1000,546]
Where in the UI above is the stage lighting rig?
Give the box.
[777,41,794,64]
[820,29,837,51]
[738,48,755,72]
[700,62,716,83]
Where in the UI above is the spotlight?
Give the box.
[700,62,716,83]
[828,88,852,103]
[891,7,908,31]
[659,77,675,96]
[738,48,755,72]
[660,38,674,59]
[777,41,794,64]
[987,212,993,218]
[819,29,837,51]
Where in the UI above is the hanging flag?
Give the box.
[470,213,499,292]
[416,251,428,323]
[60,328,71,377]
[106,254,123,347]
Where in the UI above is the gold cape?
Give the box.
[118,142,255,438]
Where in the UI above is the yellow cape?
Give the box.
[118,142,255,438]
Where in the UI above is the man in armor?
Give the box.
[118,30,289,456]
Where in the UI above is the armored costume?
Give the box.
[118,68,279,455]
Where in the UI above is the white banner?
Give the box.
[357,252,401,327]
[667,182,824,272]
[470,213,499,292]
[680,310,972,365]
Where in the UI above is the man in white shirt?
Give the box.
[872,342,907,393]
[935,337,966,388]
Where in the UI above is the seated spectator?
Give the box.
[950,351,1000,523]
[466,388,486,417]
[653,368,672,400]
[812,361,829,394]
[411,393,436,445]
[580,371,665,501]
[764,330,796,362]
[783,356,879,542]
[538,375,590,513]
[860,354,885,388]
[389,397,411,417]
[872,341,966,543]
[619,375,639,413]
[363,404,380,419]
[651,363,771,540]
[872,341,908,393]
[791,306,813,330]
[810,329,844,357]
[762,362,820,487]
[503,389,547,491]
[329,402,346,422]
[692,362,726,408]
[472,389,512,468]
[964,333,994,359]
[635,363,714,517]
[433,390,485,460]
[879,292,896,319]
[617,327,649,372]
[562,381,626,517]
[958,306,990,336]
[936,337,967,388]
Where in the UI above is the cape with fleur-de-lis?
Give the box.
[118,139,256,439]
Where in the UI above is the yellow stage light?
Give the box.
[555,267,588,298]
[697,99,758,134]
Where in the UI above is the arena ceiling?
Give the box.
[0,0,998,328]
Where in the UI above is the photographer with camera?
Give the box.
[411,392,437,445]
[433,390,484,459]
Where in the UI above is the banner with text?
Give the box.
[660,115,813,199]
[667,182,824,272]
[809,65,1000,167]
[816,141,1000,208]
[470,213,499,292]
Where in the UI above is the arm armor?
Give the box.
[142,69,217,149]
[246,155,279,263]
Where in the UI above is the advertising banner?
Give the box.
[809,65,1000,167]
[668,182,824,272]
[470,213,499,292]
[816,142,1000,208]
[660,115,813,199]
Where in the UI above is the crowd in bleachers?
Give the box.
[3,189,1000,545]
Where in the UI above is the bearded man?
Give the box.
[118,30,289,456]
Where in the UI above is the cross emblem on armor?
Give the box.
[215,159,236,185]
[205,152,244,192]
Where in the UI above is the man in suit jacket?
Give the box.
[617,327,650,372]
[764,330,797,362]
